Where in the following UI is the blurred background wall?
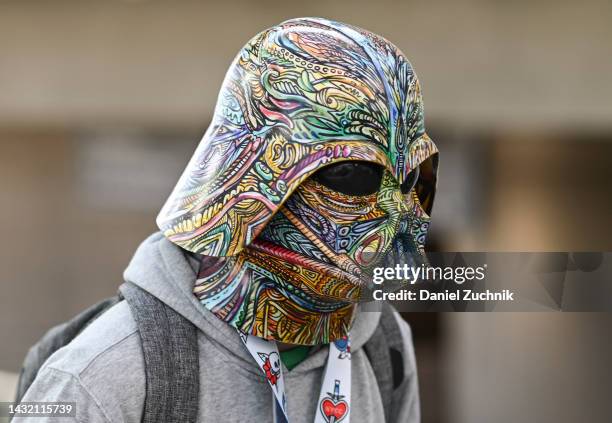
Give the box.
[1,0,611,422]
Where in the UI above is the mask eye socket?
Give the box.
[412,154,438,215]
[311,161,384,196]
[400,167,420,194]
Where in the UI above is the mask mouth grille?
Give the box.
[246,238,364,303]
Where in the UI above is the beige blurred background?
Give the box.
[1,0,611,422]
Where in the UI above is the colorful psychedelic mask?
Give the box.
[157,17,438,345]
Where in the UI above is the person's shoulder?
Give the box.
[21,300,145,422]
[41,300,145,412]
[42,300,142,378]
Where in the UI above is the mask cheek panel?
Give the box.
[280,179,383,254]
[257,153,438,270]
[294,171,406,268]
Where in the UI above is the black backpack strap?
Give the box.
[120,283,200,423]
[15,296,121,402]
[363,302,405,423]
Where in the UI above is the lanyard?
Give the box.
[239,332,352,423]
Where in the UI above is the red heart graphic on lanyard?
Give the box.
[321,399,348,421]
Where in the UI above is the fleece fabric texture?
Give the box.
[15,232,420,423]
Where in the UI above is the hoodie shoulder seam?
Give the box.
[75,329,140,378]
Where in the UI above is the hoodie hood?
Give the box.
[122,232,381,367]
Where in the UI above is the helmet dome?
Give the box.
[157,17,437,256]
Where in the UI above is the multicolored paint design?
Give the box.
[193,168,434,344]
[170,17,438,345]
[157,17,437,257]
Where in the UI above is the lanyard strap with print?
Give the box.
[239,332,352,423]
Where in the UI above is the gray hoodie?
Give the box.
[15,232,420,422]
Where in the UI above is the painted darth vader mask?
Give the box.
[157,18,438,345]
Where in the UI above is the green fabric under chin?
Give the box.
[279,346,311,371]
